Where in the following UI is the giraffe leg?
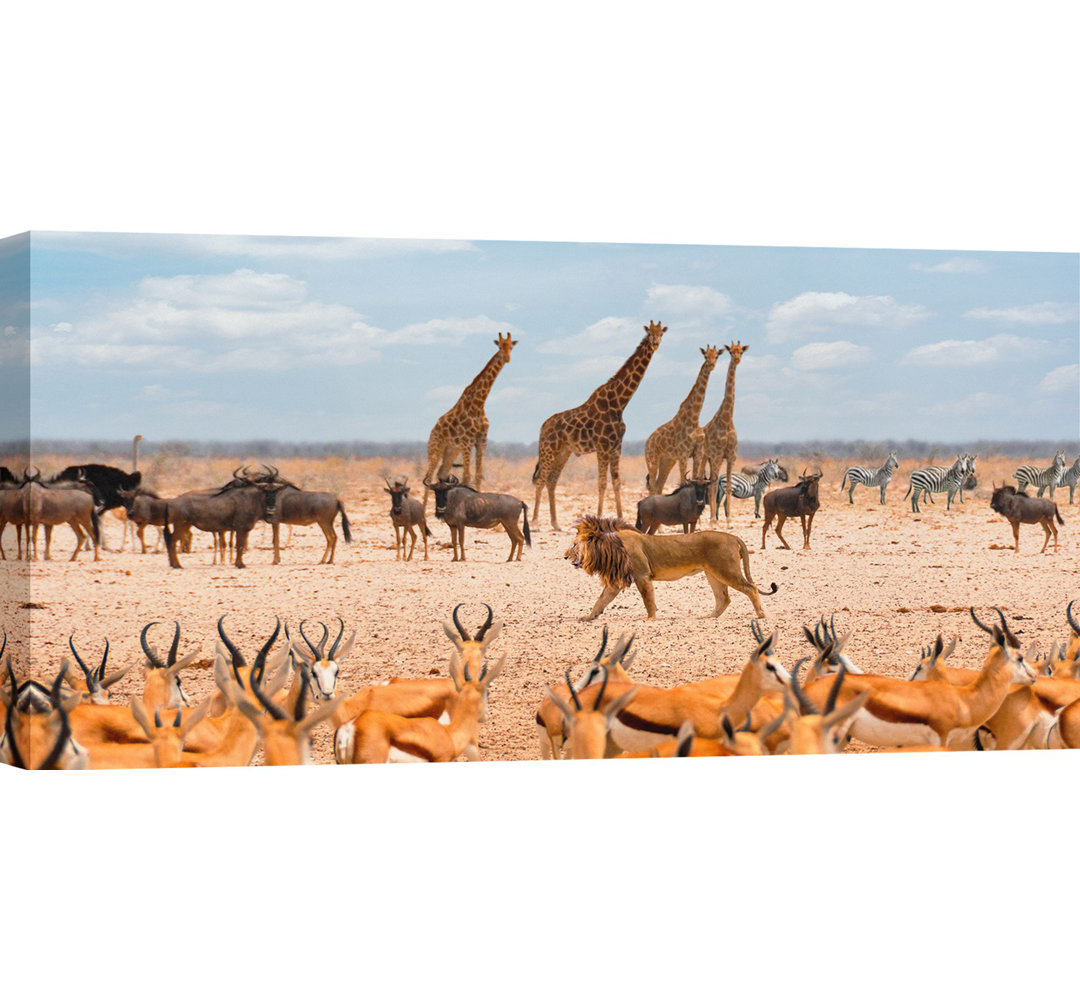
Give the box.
[474,434,487,492]
[596,452,610,517]
[724,457,734,524]
[655,455,676,495]
[540,447,572,532]
[460,447,473,487]
[610,451,623,519]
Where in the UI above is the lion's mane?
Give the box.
[565,515,638,588]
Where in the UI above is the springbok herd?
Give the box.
[4,600,1080,769]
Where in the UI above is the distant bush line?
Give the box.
[8,437,1079,461]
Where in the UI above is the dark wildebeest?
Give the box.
[989,485,1064,553]
[264,470,352,565]
[162,476,285,569]
[635,478,711,534]
[426,476,531,562]
[53,464,141,511]
[761,469,822,551]
[385,476,431,561]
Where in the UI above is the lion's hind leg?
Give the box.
[703,570,732,617]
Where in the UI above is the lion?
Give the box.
[564,515,777,621]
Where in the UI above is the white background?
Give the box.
[2,3,1077,997]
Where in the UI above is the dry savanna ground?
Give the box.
[3,451,1078,763]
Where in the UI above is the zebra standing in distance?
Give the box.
[905,454,972,513]
[714,457,787,519]
[1014,450,1067,498]
[1059,455,1080,504]
[839,451,899,505]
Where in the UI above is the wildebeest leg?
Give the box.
[774,514,791,550]
[404,524,416,561]
[68,520,83,561]
[234,528,250,568]
[704,571,731,617]
[761,512,771,550]
[454,525,465,562]
[1011,519,1020,552]
[271,521,282,565]
[421,523,428,561]
[1040,518,1052,553]
[320,520,336,564]
[44,524,53,561]
[801,513,812,550]
[583,583,624,621]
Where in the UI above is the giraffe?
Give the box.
[422,332,517,508]
[701,341,748,524]
[532,320,666,531]
[644,344,722,495]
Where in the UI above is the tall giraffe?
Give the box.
[532,320,666,531]
[423,332,517,506]
[644,344,722,494]
[701,341,748,523]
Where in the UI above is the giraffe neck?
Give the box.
[589,332,659,412]
[706,357,739,431]
[673,357,714,426]
[458,351,507,410]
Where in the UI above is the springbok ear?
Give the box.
[604,686,638,720]
[180,699,212,737]
[480,621,503,648]
[447,652,462,691]
[130,698,155,740]
[442,622,464,648]
[336,631,358,661]
[546,686,575,724]
[482,653,507,686]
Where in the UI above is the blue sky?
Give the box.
[16,232,1080,443]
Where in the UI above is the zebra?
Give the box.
[1059,456,1080,504]
[714,457,787,519]
[904,454,970,513]
[839,451,899,505]
[1014,450,1067,498]
[920,452,977,507]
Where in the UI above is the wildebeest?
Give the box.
[162,475,285,569]
[24,476,101,561]
[267,475,352,565]
[426,476,531,561]
[761,470,822,551]
[385,476,431,561]
[53,464,141,511]
[0,469,27,559]
[989,484,1065,553]
[635,478,711,534]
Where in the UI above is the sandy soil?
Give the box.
[3,452,1078,763]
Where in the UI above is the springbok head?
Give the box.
[293,617,356,703]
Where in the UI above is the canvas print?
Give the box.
[1,232,1077,769]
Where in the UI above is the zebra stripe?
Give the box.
[1059,456,1080,504]
[1015,450,1067,497]
[905,455,971,513]
[715,458,785,518]
[840,452,898,505]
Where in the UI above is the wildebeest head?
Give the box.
[425,476,460,518]
[384,476,410,514]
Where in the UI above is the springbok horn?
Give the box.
[1066,600,1079,637]
[823,662,848,717]
[593,664,610,712]
[249,662,288,721]
[451,604,469,641]
[96,637,110,682]
[594,626,609,663]
[0,630,5,662]
[252,618,282,681]
[969,608,994,635]
[140,623,167,669]
[328,618,346,660]
[293,664,311,722]
[992,607,1020,649]
[475,604,494,642]
[167,622,181,666]
[789,657,817,716]
[298,620,321,661]
[67,634,93,685]
[565,668,583,712]
[38,702,73,771]
[217,615,246,668]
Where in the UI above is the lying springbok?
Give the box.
[761,470,822,551]
[544,665,639,759]
[288,618,357,705]
[385,476,431,561]
[2,663,88,770]
[635,478,711,534]
[334,648,505,764]
[787,659,872,754]
[989,484,1064,553]
[65,635,130,704]
[163,474,285,568]
[427,476,531,561]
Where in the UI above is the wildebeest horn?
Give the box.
[232,466,244,480]
[475,604,494,642]
[1066,600,1079,637]
[451,604,469,641]
[140,623,167,669]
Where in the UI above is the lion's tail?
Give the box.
[740,537,778,596]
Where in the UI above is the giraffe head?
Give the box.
[643,320,667,350]
[495,331,518,361]
[700,344,722,369]
[724,341,748,365]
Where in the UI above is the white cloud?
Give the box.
[644,283,736,320]
[926,392,998,417]
[766,291,928,342]
[1038,364,1080,395]
[537,316,642,355]
[911,258,990,274]
[789,340,871,371]
[29,269,512,371]
[963,301,1078,325]
[902,333,1047,366]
